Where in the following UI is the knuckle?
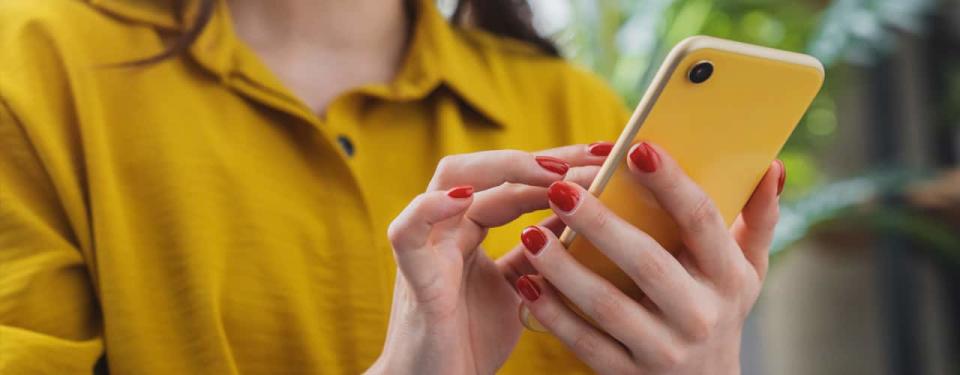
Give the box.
[728,262,752,287]
[434,156,453,176]
[508,151,537,180]
[685,194,722,234]
[587,285,626,327]
[505,149,530,160]
[722,275,746,296]
[387,194,428,249]
[434,155,466,184]
[499,182,528,196]
[539,304,565,329]
[755,206,781,234]
[685,306,719,342]
[436,154,463,170]
[386,221,404,249]
[766,205,781,230]
[571,330,604,360]
[568,166,598,187]
[740,285,762,314]
[630,253,667,284]
[661,171,685,193]
[650,345,687,371]
[407,193,431,216]
[502,184,541,212]
[588,208,613,234]
[725,259,765,294]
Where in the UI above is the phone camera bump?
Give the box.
[688,61,714,84]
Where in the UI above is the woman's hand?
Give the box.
[368,143,612,375]
[516,142,784,374]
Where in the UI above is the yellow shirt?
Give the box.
[0,0,628,373]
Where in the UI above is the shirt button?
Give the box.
[337,135,355,157]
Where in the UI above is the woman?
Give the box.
[0,0,783,373]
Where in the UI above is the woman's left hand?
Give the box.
[516,142,784,374]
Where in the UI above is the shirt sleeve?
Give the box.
[0,99,104,374]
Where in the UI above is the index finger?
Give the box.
[427,143,611,192]
[427,150,570,192]
[535,142,613,166]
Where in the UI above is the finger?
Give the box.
[566,165,601,188]
[544,182,707,338]
[387,186,473,291]
[535,142,614,166]
[460,165,599,248]
[732,160,783,281]
[467,165,599,228]
[520,225,675,356]
[516,275,634,374]
[428,143,611,193]
[541,215,567,236]
[625,142,743,280]
[427,150,571,192]
[497,216,565,285]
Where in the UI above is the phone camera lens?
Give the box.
[688,61,714,84]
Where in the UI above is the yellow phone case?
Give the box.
[522,36,824,330]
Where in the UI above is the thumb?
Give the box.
[387,186,474,292]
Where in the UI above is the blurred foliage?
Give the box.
[771,169,960,266]
[946,69,960,128]
[527,0,959,254]
[533,0,937,197]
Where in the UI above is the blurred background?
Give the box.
[455,0,960,373]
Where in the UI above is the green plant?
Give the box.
[773,170,960,266]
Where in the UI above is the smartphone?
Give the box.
[522,36,823,330]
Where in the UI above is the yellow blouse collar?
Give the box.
[85,0,514,127]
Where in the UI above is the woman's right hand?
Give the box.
[366,143,612,375]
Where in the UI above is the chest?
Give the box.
[77,76,529,368]
[82,75,523,300]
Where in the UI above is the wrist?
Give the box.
[713,338,742,375]
[372,319,456,375]
[374,280,473,374]
[369,342,418,375]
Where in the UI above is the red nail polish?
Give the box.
[547,181,580,212]
[776,160,786,196]
[535,156,570,176]
[516,275,541,301]
[629,142,659,173]
[587,142,613,157]
[521,226,547,255]
[447,185,474,199]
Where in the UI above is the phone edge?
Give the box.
[557,37,688,247]
[558,36,825,248]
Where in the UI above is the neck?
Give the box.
[226,0,413,114]
[228,0,409,53]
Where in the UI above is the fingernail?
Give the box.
[536,156,570,176]
[776,160,786,196]
[547,181,580,213]
[516,275,541,301]
[521,226,547,255]
[587,142,613,157]
[629,142,659,173]
[447,185,474,199]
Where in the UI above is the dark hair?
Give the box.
[452,0,558,56]
[129,0,557,65]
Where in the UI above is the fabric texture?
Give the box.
[0,0,629,373]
